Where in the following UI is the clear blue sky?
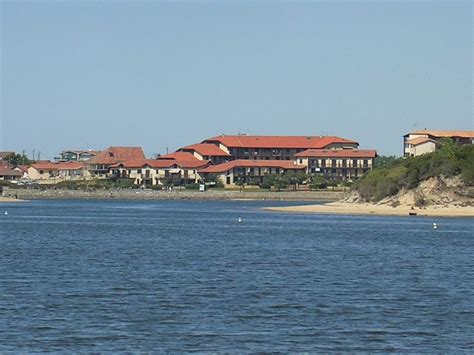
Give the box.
[1,0,472,159]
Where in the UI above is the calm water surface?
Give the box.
[1,199,473,352]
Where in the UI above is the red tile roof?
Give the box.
[294,149,377,158]
[31,161,86,171]
[0,167,22,176]
[87,147,145,165]
[110,159,177,169]
[157,151,210,169]
[199,159,306,173]
[203,135,358,149]
[176,160,210,169]
[407,130,474,139]
[16,165,29,173]
[158,151,197,160]
[406,137,436,146]
[180,143,230,157]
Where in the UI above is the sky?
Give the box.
[1,0,472,159]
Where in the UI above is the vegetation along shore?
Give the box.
[267,140,474,217]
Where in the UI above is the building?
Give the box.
[294,149,377,180]
[403,130,474,157]
[155,152,210,185]
[200,135,359,161]
[27,161,91,183]
[198,160,306,187]
[86,146,146,177]
[110,152,210,187]
[56,150,99,162]
[177,143,231,164]
[0,167,23,182]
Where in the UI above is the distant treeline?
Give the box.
[353,139,474,202]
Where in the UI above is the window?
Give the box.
[137,169,142,174]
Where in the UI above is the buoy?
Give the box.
[4,211,8,216]
[433,222,437,229]
[238,217,242,223]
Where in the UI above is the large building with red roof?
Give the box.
[162,134,376,186]
[171,134,359,164]
[199,134,359,161]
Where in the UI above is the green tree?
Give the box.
[282,171,308,190]
[374,155,402,169]
[309,174,327,190]
[5,153,32,166]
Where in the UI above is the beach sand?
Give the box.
[0,196,24,203]
[264,202,474,217]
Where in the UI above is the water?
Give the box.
[1,199,473,352]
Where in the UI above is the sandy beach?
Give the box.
[265,201,474,218]
[0,196,24,203]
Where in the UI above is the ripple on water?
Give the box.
[0,200,473,352]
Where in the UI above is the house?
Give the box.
[110,152,210,187]
[177,143,231,164]
[0,167,23,181]
[27,161,91,183]
[86,146,145,177]
[403,130,474,157]
[57,150,99,162]
[13,165,29,180]
[294,149,377,180]
[109,159,177,186]
[200,135,359,161]
[156,152,210,185]
[198,160,306,187]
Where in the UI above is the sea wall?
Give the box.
[6,188,346,201]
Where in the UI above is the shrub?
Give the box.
[353,141,474,201]
[185,183,200,190]
[0,180,15,188]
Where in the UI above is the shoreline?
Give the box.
[2,189,346,202]
[264,202,474,218]
[0,196,25,203]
